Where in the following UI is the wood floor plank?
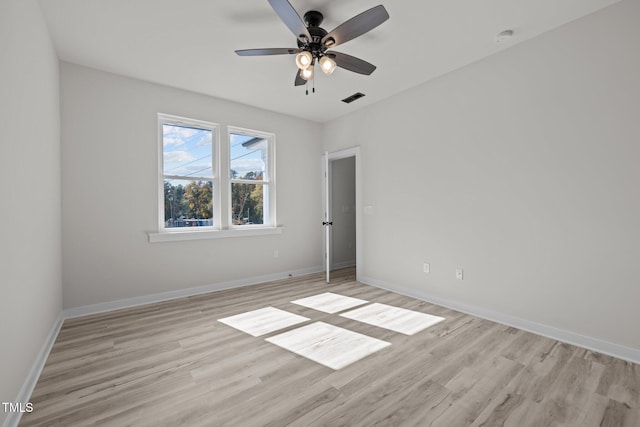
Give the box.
[19,268,640,426]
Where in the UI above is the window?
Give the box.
[159,114,219,231]
[229,127,275,227]
[152,115,278,241]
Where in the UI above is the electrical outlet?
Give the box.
[456,268,463,280]
[423,263,430,274]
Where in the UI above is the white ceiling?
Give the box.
[39,0,620,123]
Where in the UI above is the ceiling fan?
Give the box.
[235,0,389,89]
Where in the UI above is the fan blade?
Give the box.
[267,0,312,43]
[235,48,300,56]
[328,51,376,75]
[294,71,306,86]
[322,5,389,48]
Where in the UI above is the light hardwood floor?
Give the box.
[20,269,640,426]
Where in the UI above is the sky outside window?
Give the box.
[230,133,266,180]
[163,124,213,179]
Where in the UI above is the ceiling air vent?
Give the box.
[342,92,366,104]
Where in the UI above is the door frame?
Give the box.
[323,146,362,283]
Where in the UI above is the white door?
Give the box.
[323,147,361,284]
[323,152,331,283]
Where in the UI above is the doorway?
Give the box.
[323,147,361,283]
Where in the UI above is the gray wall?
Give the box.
[322,0,640,350]
[331,157,356,268]
[60,63,323,308]
[0,0,62,421]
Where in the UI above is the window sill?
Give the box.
[147,226,283,243]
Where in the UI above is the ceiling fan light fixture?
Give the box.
[319,56,336,75]
[300,66,314,81]
[235,2,389,92]
[295,51,313,69]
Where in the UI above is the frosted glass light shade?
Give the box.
[295,51,313,69]
[319,56,336,75]
[300,67,314,81]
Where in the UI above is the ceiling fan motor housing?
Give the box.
[298,11,330,57]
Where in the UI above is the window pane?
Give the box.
[163,124,213,179]
[164,179,214,228]
[230,133,266,180]
[231,183,264,225]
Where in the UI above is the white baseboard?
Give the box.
[359,275,640,365]
[64,265,324,319]
[3,313,64,427]
[331,260,356,270]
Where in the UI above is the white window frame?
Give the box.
[156,113,221,233]
[148,115,281,243]
[227,126,277,229]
